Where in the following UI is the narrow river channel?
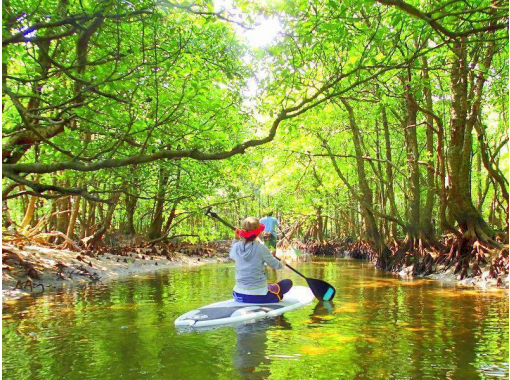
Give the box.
[3,259,509,379]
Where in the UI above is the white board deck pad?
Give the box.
[175,286,315,328]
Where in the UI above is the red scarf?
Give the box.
[236,224,265,239]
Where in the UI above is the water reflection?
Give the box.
[306,301,335,326]
[178,316,294,379]
[234,323,270,379]
[313,301,334,315]
[232,291,337,378]
[2,259,509,380]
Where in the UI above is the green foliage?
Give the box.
[2,0,508,243]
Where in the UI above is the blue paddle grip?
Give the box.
[323,288,334,301]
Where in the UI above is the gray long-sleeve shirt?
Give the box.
[229,240,283,295]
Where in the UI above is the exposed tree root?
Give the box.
[343,242,378,261]
[32,231,81,251]
[290,240,357,257]
[3,248,42,280]
[340,234,508,285]
[14,278,45,292]
[3,229,81,252]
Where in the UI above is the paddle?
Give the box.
[205,207,336,301]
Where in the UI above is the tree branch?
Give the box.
[3,111,289,175]
[2,172,112,203]
[376,0,508,39]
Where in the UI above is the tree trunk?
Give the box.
[85,191,121,248]
[66,196,81,240]
[87,202,96,235]
[317,206,324,243]
[381,105,399,239]
[375,124,389,238]
[161,165,182,235]
[56,195,70,235]
[400,72,421,240]
[80,198,88,238]
[447,40,495,241]
[148,167,170,239]
[421,55,435,237]
[49,197,57,231]
[124,192,138,236]
[97,202,104,223]
[340,99,390,265]
[21,195,37,230]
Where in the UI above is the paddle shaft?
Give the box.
[211,215,236,231]
[280,260,308,279]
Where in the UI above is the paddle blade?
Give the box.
[306,278,336,301]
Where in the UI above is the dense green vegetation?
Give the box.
[3,0,508,271]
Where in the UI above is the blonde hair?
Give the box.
[241,217,260,231]
[240,217,263,243]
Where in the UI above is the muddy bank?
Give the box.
[2,243,230,301]
[396,263,509,289]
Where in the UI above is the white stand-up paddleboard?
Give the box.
[175,286,315,328]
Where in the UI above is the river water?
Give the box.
[2,259,509,379]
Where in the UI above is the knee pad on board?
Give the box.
[277,279,293,295]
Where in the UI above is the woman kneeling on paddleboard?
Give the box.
[230,217,293,303]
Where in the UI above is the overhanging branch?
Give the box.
[376,0,508,39]
[3,111,289,175]
[3,172,112,203]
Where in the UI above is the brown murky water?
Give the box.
[3,259,509,379]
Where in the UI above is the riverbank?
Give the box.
[2,242,230,301]
[3,238,507,302]
[397,263,509,289]
[330,240,509,290]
